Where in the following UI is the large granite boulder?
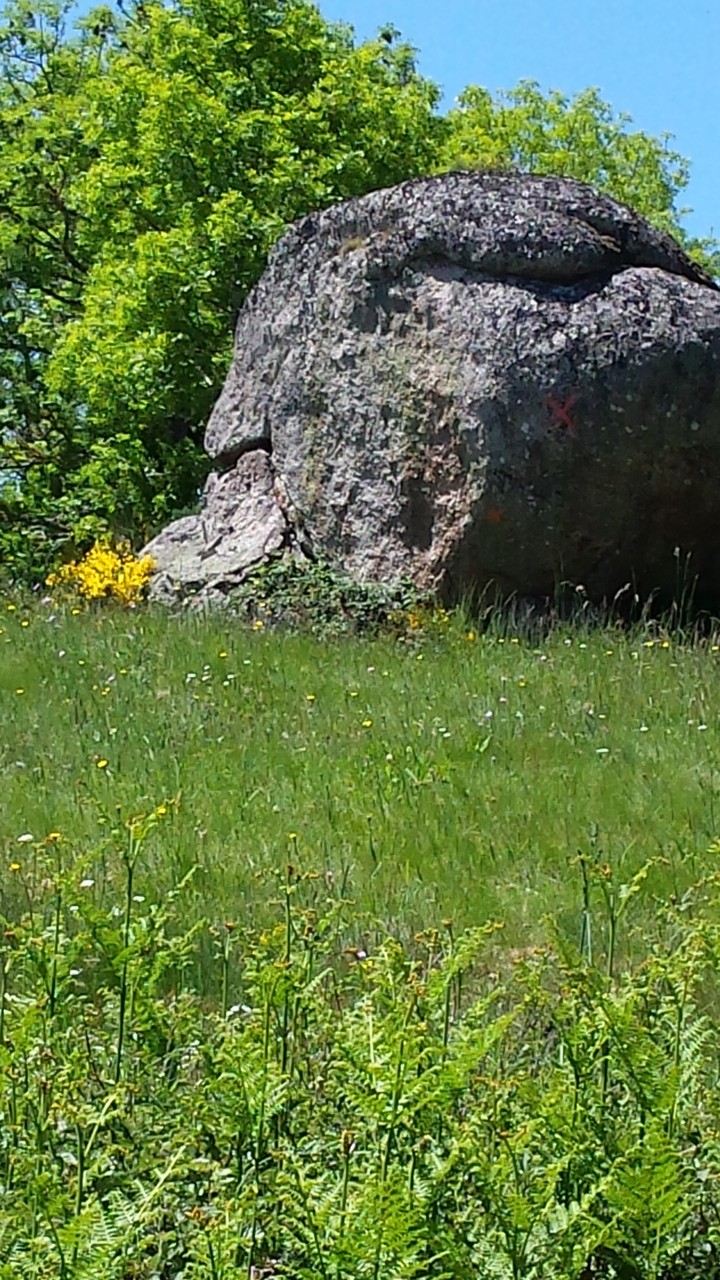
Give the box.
[145,170,720,609]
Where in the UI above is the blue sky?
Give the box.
[318,0,719,242]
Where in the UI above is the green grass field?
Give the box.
[3,598,720,963]
[4,596,720,1279]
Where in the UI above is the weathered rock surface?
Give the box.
[144,450,288,607]
[147,170,720,608]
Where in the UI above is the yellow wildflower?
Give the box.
[47,538,155,605]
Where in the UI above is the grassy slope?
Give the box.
[3,599,720,972]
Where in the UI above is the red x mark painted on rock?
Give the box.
[546,391,578,437]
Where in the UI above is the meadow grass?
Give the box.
[3,597,720,978]
[4,596,720,1277]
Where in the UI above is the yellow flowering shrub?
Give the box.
[47,538,155,605]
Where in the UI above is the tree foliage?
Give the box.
[0,0,716,583]
[0,0,442,578]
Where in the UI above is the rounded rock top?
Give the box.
[268,170,717,290]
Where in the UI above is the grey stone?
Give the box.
[154,171,720,608]
[143,449,288,606]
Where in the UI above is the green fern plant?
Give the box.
[3,854,720,1277]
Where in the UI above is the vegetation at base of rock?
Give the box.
[1,0,718,588]
[224,554,439,636]
[46,537,156,605]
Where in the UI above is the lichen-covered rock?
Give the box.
[150,171,720,608]
[143,450,289,606]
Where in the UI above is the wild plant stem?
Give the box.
[115,829,135,1086]
[49,875,62,1021]
[245,987,275,1278]
[336,1130,352,1277]
[71,1122,85,1269]
[221,929,230,1018]
[667,974,689,1140]
[373,995,415,1280]
[0,944,6,1049]
[281,863,293,1077]
[579,854,592,965]
[207,1234,219,1280]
